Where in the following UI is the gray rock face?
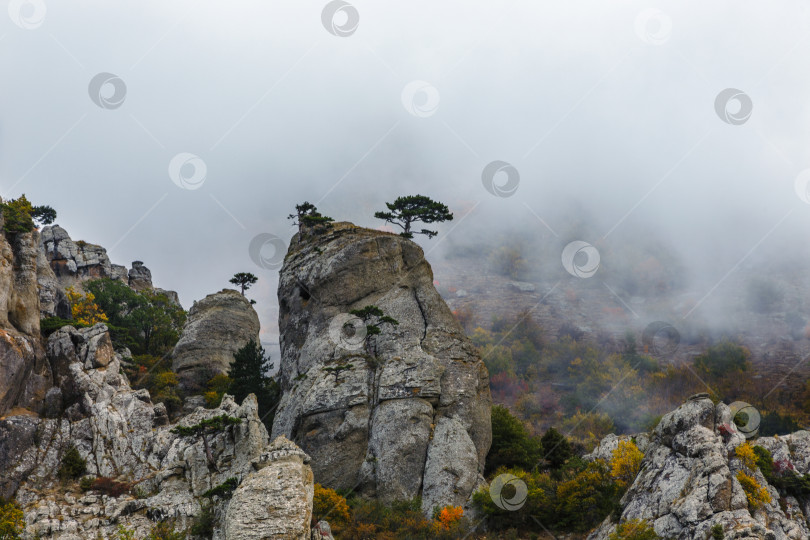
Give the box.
[588,395,810,540]
[224,436,314,540]
[171,289,260,392]
[271,223,492,515]
[128,260,152,290]
[1,323,313,540]
[40,225,116,284]
[0,226,50,416]
[38,225,180,317]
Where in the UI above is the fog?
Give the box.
[2,0,810,345]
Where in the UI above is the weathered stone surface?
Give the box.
[128,260,152,290]
[38,225,180,315]
[1,324,313,540]
[40,225,115,283]
[224,436,314,540]
[172,289,260,392]
[0,226,49,416]
[587,396,810,540]
[8,231,42,335]
[0,329,47,415]
[272,223,492,514]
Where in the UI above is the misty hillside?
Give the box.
[5,1,810,540]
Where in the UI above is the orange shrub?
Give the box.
[437,506,463,529]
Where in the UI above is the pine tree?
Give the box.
[228,340,280,430]
[229,272,258,295]
[374,194,453,239]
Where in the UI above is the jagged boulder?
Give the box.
[128,260,152,290]
[587,395,810,539]
[40,225,116,283]
[224,436,314,539]
[0,323,313,539]
[171,289,260,392]
[271,222,492,515]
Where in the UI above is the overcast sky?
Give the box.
[2,0,810,343]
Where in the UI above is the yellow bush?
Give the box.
[735,442,758,471]
[66,287,108,326]
[312,484,351,532]
[0,499,24,540]
[736,470,771,509]
[610,439,644,487]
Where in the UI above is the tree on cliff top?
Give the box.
[228,339,280,431]
[0,194,57,234]
[374,195,453,239]
[229,272,258,295]
[287,202,334,236]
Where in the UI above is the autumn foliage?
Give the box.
[0,499,24,540]
[436,506,463,529]
[610,439,644,487]
[66,286,108,326]
[312,484,351,533]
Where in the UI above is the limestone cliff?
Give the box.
[0,224,49,416]
[171,289,261,392]
[1,323,314,540]
[587,395,810,539]
[38,225,179,318]
[271,222,492,515]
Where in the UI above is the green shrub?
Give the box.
[486,405,543,476]
[540,427,573,470]
[79,476,94,492]
[202,477,238,499]
[190,503,214,538]
[711,523,724,540]
[58,445,86,482]
[40,317,86,336]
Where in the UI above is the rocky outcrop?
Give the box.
[39,225,118,285]
[271,222,492,516]
[38,225,178,317]
[1,323,313,540]
[0,226,49,416]
[224,436,314,540]
[588,395,810,539]
[128,260,152,291]
[171,289,260,392]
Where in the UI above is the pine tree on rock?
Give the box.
[229,272,258,296]
[374,194,453,239]
[287,201,334,237]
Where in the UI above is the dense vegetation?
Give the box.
[466,310,810,452]
[83,278,186,356]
